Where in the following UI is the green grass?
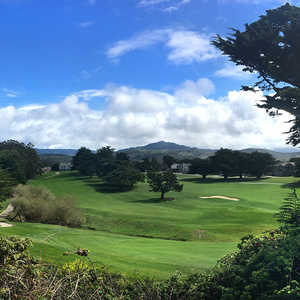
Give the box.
[0,172,298,278]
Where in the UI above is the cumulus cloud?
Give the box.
[214,62,254,80]
[107,29,219,64]
[0,79,292,150]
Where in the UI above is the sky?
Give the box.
[1,0,299,150]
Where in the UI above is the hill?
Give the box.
[35,142,300,162]
[119,141,300,162]
[36,148,77,156]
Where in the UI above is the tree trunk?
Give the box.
[161,192,165,200]
[202,174,206,180]
[239,174,243,179]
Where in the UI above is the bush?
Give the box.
[11,185,84,227]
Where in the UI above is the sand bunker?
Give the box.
[0,222,13,227]
[200,195,239,201]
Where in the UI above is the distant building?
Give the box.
[171,163,191,173]
[41,167,51,174]
[59,162,72,171]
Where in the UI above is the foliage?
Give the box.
[248,151,276,178]
[147,170,183,199]
[0,150,26,183]
[163,155,177,169]
[0,140,41,183]
[103,162,145,191]
[95,146,116,177]
[51,162,60,171]
[276,188,300,229]
[189,158,212,179]
[11,185,84,227]
[72,147,95,176]
[213,3,300,146]
[0,168,15,202]
[210,148,238,179]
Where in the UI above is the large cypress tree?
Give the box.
[213,4,300,145]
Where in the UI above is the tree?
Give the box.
[115,152,130,161]
[189,158,212,179]
[210,148,238,179]
[213,4,300,146]
[0,140,41,182]
[248,151,276,178]
[72,147,95,176]
[0,168,15,202]
[95,146,116,177]
[103,163,144,191]
[51,163,60,172]
[163,155,176,169]
[234,151,251,179]
[0,150,26,183]
[147,170,183,200]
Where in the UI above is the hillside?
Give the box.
[36,141,300,162]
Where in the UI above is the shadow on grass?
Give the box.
[85,180,134,194]
[132,197,175,204]
[180,176,269,184]
[281,180,300,189]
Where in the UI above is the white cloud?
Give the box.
[107,29,219,64]
[0,79,292,150]
[138,0,171,7]
[107,29,169,59]
[79,21,94,28]
[166,31,219,64]
[138,0,192,11]
[214,62,254,80]
[2,88,19,98]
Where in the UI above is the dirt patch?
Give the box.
[199,195,239,201]
[0,222,13,227]
[0,204,14,218]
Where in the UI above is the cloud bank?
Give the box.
[0,79,292,150]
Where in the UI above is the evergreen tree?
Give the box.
[213,4,300,146]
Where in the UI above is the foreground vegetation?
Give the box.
[1,171,298,278]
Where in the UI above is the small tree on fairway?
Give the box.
[147,170,183,200]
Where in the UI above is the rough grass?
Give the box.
[0,171,298,278]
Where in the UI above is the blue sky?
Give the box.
[0,0,298,150]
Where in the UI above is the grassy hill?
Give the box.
[0,171,298,278]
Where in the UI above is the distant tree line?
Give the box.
[72,146,183,198]
[0,140,41,202]
[190,148,277,179]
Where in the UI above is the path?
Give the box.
[0,204,14,218]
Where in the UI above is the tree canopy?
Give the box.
[213,3,300,145]
[147,170,183,200]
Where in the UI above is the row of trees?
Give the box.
[0,140,41,202]
[190,148,277,179]
[72,146,183,198]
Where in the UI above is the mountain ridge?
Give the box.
[36,141,300,161]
